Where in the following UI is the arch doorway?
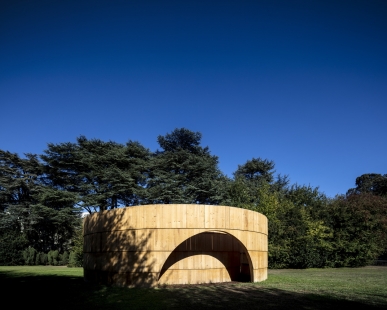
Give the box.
[159,231,252,285]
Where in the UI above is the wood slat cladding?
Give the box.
[83,204,268,287]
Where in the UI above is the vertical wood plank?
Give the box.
[224,205,230,229]
[84,204,268,286]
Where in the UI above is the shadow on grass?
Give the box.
[0,269,385,310]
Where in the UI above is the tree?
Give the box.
[0,150,41,234]
[48,250,59,265]
[323,193,387,267]
[347,173,387,196]
[147,128,227,204]
[41,136,150,212]
[234,157,275,184]
[227,177,252,209]
[229,158,333,269]
[22,247,37,265]
[31,185,80,252]
[0,150,80,255]
[0,229,28,265]
[282,188,332,268]
[68,224,83,267]
[232,158,285,205]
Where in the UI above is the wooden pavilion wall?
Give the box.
[83,204,268,287]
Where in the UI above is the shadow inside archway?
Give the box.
[159,232,251,284]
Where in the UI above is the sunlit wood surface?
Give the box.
[84,204,268,287]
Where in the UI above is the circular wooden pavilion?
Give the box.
[83,204,267,287]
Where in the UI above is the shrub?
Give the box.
[47,250,60,265]
[51,250,59,265]
[60,251,69,265]
[0,230,28,265]
[22,247,37,265]
[68,226,83,267]
[39,252,48,265]
[323,193,387,267]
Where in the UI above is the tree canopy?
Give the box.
[0,150,80,256]
[1,128,386,268]
[234,157,275,184]
[147,128,227,204]
[41,136,150,212]
[347,173,387,196]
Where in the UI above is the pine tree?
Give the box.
[147,128,227,204]
[0,149,80,255]
[41,137,150,212]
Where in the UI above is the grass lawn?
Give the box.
[0,266,386,309]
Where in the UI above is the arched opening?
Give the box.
[158,231,252,285]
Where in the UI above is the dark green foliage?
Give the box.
[229,173,387,268]
[347,173,387,196]
[229,157,288,206]
[147,128,227,204]
[47,250,53,265]
[68,251,82,267]
[38,252,48,265]
[68,226,83,267]
[2,130,386,269]
[41,137,150,212]
[0,229,28,265]
[228,162,387,268]
[47,250,59,265]
[229,159,331,268]
[264,184,332,268]
[23,247,37,265]
[234,158,275,184]
[227,177,252,209]
[21,248,70,266]
[323,193,387,267]
[27,194,79,253]
[0,150,41,234]
[157,128,202,153]
[35,251,40,265]
[0,150,80,255]
[60,251,69,265]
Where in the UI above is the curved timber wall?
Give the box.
[83,204,268,287]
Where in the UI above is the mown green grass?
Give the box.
[0,266,386,309]
[262,268,387,301]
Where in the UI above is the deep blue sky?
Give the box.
[1,0,386,197]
